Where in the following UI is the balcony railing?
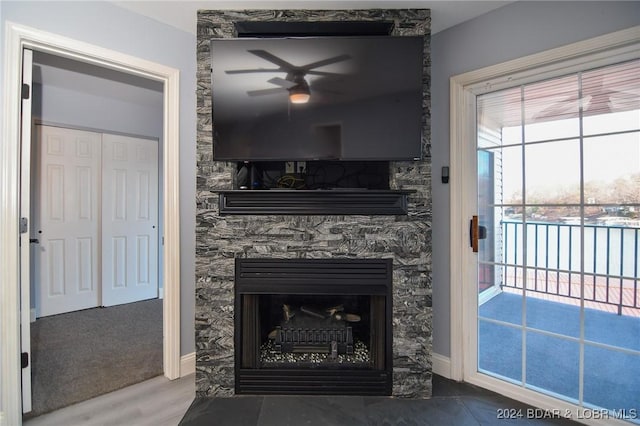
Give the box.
[500,220,640,314]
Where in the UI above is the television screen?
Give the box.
[211,36,424,161]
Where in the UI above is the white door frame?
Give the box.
[449,26,640,424]
[1,22,181,426]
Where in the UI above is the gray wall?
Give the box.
[32,83,163,139]
[1,1,197,356]
[430,1,640,357]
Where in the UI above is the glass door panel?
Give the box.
[476,58,640,422]
[478,320,523,382]
[584,346,640,415]
[525,331,580,401]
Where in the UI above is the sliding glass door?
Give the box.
[475,59,640,421]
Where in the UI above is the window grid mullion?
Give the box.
[578,71,586,408]
[520,84,528,388]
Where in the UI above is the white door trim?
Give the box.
[1,22,181,425]
[449,26,639,425]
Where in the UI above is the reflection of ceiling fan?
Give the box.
[532,74,640,121]
[226,49,351,104]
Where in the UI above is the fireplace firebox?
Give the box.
[235,258,392,395]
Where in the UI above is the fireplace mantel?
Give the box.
[218,190,413,215]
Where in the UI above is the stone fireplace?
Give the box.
[195,9,432,398]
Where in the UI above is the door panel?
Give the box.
[474,59,640,417]
[20,48,33,414]
[102,134,158,306]
[47,239,65,295]
[36,125,101,317]
[112,236,127,288]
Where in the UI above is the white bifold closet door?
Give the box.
[101,133,159,306]
[36,126,101,317]
[35,125,158,317]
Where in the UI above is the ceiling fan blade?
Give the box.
[247,87,286,97]
[588,90,640,114]
[225,68,281,74]
[607,89,640,101]
[532,104,578,121]
[301,54,351,71]
[530,93,580,120]
[248,49,296,70]
[608,98,640,111]
[267,77,297,89]
[305,70,346,77]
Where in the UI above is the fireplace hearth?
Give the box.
[235,258,392,395]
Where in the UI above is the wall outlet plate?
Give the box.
[285,161,295,173]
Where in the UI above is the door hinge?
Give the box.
[20,217,28,234]
[21,352,29,368]
[22,83,30,100]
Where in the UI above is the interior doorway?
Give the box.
[26,54,163,417]
[1,22,181,425]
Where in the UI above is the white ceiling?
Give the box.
[111,0,515,35]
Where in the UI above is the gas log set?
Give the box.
[261,303,371,366]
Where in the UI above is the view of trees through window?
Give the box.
[501,109,640,226]
[479,59,640,228]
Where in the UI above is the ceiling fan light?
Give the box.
[289,75,311,104]
[289,92,310,104]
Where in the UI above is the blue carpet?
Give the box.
[479,292,640,415]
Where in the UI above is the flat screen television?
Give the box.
[210,36,424,161]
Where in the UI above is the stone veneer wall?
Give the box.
[195,9,432,398]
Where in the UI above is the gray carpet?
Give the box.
[26,298,163,418]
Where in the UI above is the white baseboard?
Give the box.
[30,308,36,323]
[432,352,451,379]
[180,352,195,377]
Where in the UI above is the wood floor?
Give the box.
[23,374,195,426]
